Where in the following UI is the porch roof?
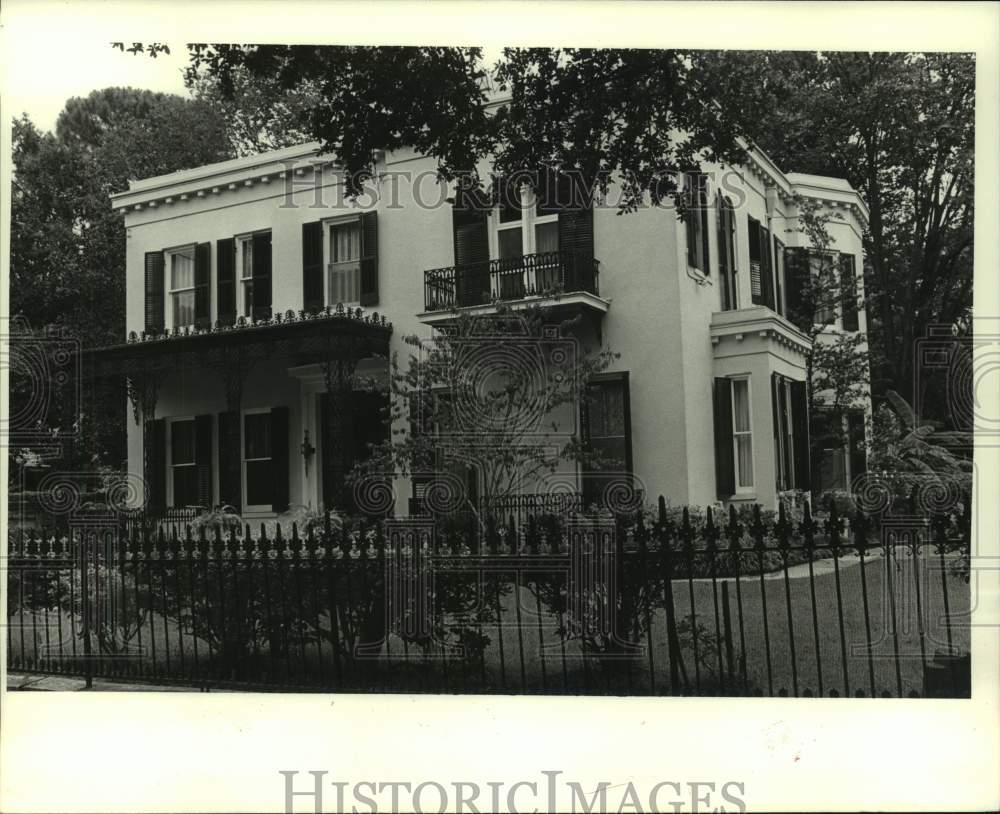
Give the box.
[82,306,393,378]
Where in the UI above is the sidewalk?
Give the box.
[6,671,209,692]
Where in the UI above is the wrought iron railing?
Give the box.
[424,251,600,311]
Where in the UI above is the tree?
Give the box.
[348,303,619,520]
[748,52,974,420]
[9,89,235,473]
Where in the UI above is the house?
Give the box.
[92,130,870,521]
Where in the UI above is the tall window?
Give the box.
[685,172,710,274]
[243,412,273,508]
[169,248,196,328]
[773,376,796,491]
[327,220,362,304]
[583,373,633,506]
[239,236,254,317]
[169,419,198,507]
[810,251,838,326]
[731,378,754,491]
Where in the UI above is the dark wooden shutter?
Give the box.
[216,238,236,326]
[748,217,763,305]
[359,211,379,306]
[194,242,211,328]
[558,177,594,293]
[716,195,731,306]
[840,253,859,331]
[452,190,490,307]
[773,236,785,317]
[771,373,782,491]
[270,406,290,512]
[713,378,735,499]
[144,251,165,334]
[848,410,867,481]
[302,220,324,313]
[790,381,811,491]
[194,414,213,507]
[759,223,775,311]
[147,419,166,513]
[217,410,241,512]
[783,247,813,333]
[251,231,272,320]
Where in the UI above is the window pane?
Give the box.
[244,413,271,459]
[172,291,195,327]
[246,460,272,506]
[535,220,559,254]
[331,222,361,262]
[171,250,194,289]
[241,240,253,279]
[498,227,523,259]
[171,420,196,465]
[173,466,199,507]
[732,380,751,432]
[328,263,361,304]
[589,382,625,438]
[736,435,754,487]
[243,281,254,316]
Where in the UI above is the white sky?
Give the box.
[3,35,191,133]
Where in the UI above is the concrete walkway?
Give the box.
[6,672,208,692]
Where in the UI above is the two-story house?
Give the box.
[93,130,870,521]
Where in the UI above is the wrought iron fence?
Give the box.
[5,498,970,696]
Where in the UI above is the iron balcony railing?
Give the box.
[424,251,600,311]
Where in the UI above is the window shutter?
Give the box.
[270,406,290,513]
[783,247,813,333]
[217,411,241,512]
[716,195,729,299]
[557,177,594,292]
[771,373,782,491]
[216,238,236,326]
[840,253,859,331]
[713,378,736,499]
[302,221,324,313]
[144,251,165,334]
[194,414,213,508]
[358,211,379,306]
[748,217,763,305]
[790,381,811,491]
[452,189,490,307]
[848,410,867,482]
[147,419,166,513]
[759,223,775,311]
[194,242,212,328]
[251,231,272,321]
[773,236,785,317]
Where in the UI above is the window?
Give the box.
[238,236,254,317]
[810,252,838,326]
[840,254,859,331]
[684,172,710,274]
[243,411,273,508]
[748,217,774,309]
[814,407,867,492]
[491,181,562,297]
[773,376,796,491]
[168,247,196,328]
[582,373,633,506]
[717,195,738,310]
[169,419,199,507]
[327,220,362,305]
[731,378,754,491]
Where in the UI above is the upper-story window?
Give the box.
[748,216,775,310]
[233,230,272,321]
[491,182,560,260]
[327,218,362,305]
[238,236,254,317]
[684,172,710,274]
[782,248,860,333]
[167,246,197,329]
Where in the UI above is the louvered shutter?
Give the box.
[759,223,775,311]
[270,406,290,512]
[452,189,490,306]
[716,195,731,306]
[216,238,236,326]
[147,419,167,513]
[195,414,213,507]
[790,381,811,491]
[359,211,379,306]
[251,232,272,320]
[840,253,859,331]
[713,378,735,499]
[194,242,211,328]
[783,247,813,333]
[848,410,867,482]
[773,236,785,317]
[748,217,763,305]
[144,251,165,334]
[302,220,325,313]
[217,411,241,512]
[771,373,782,491]
[557,176,594,292]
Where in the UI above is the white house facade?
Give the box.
[98,135,871,520]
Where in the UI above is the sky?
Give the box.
[4,36,191,133]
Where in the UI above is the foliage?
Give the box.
[347,302,618,510]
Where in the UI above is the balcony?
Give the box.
[422,251,605,318]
